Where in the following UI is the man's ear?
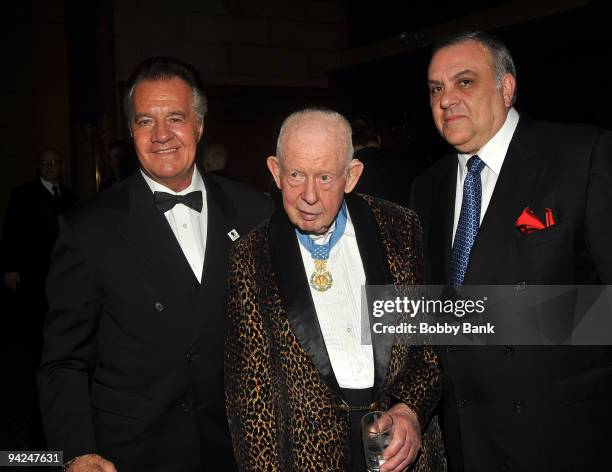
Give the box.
[267,156,282,189]
[196,121,205,142]
[344,159,364,194]
[501,73,516,108]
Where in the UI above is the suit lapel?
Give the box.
[346,194,394,397]
[119,172,242,347]
[269,206,345,399]
[464,117,550,284]
[116,174,202,346]
[192,174,238,345]
[122,173,200,294]
[431,156,457,283]
[269,195,396,400]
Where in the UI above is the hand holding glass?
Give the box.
[361,411,393,472]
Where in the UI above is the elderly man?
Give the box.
[225,108,445,472]
[411,31,612,471]
[38,57,271,471]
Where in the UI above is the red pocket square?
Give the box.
[515,207,556,234]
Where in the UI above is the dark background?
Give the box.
[1,0,610,455]
[3,0,610,203]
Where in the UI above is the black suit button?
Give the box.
[178,401,190,412]
[458,399,469,408]
[154,302,164,312]
[504,345,515,356]
[513,401,524,414]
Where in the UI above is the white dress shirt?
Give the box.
[452,107,520,243]
[40,177,58,196]
[141,167,208,283]
[298,209,374,389]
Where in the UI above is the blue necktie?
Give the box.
[450,155,485,287]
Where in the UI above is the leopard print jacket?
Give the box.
[225,195,447,471]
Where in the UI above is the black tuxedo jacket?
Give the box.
[38,171,272,471]
[411,116,612,472]
[0,178,76,291]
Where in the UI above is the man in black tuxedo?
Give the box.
[1,147,76,359]
[0,147,75,450]
[38,57,271,471]
[411,31,612,471]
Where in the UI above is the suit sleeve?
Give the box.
[585,128,612,283]
[224,242,281,472]
[37,215,101,460]
[409,174,427,219]
[391,210,441,429]
[391,346,441,429]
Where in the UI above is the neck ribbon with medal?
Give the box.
[296,202,347,292]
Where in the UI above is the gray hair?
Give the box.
[433,30,517,104]
[123,57,208,131]
[276,108,354,167]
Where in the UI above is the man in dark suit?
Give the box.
[0,147,76,450]
[1,147,76,359]
[411,31,612,471]
[38,57,271,471]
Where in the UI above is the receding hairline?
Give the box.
[429,31,518,104]
[430,39,496,69]
[276,109,353,164]
[281,112,350,142]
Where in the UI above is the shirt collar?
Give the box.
[39,177,56,194]
[140,166,206,196]
[457,107,520,177]
[309,203,356,245]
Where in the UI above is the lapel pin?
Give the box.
[227,229,240,241]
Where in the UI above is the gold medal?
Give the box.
[310,259,333,292]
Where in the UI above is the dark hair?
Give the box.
[123,57,207,129]
[432,30,517,104]
[350,115,379,147]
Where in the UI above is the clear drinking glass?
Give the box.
[361,410,393,472]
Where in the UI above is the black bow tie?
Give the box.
[154,190,203,213]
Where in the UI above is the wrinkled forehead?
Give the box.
[133,78,193,107]
[284,131,347,169]
[284,116,348,151]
